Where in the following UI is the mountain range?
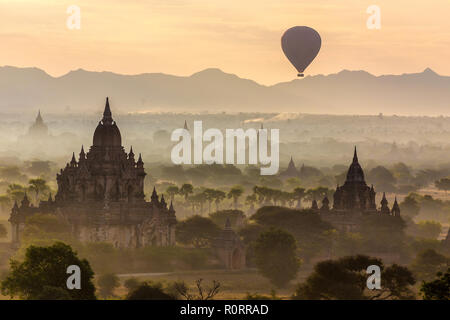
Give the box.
[0,66,448,115]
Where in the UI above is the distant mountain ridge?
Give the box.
[0,66,449,115]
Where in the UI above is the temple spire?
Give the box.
[21,192,29,207]
[128,146,135,159]
[151,186,159,203]
[287,156,296,171]
[137,153,144,168]
[353,146,358,163]
[380,192,390,214]
[79,145,86,161]
[391,197,400,217]
[160,194,167,208]
[169,200,175,213]
[70,152,77,166]
[102,97,113,125]
[184,120,188,130]
[36,110,43,123]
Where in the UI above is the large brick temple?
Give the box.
[10,98,177,248]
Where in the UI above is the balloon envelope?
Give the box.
[281,26,321,76]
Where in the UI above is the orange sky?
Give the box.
[0,0,449,84]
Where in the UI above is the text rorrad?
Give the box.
[179,304,269,317]
[170,121,280,175]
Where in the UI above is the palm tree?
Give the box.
[271,189,283,206]
[305,187,331,203]
[28,178,50,204]
[166,185,179,202]
[180,183,194,201]
[227,185,244,210]
[287,192,296,208]
[245,194,257,213]
[203,189,217,214]
[6,184,26,202]
[279,191,291,207]
[196,192,208,216]
[293,187,306,209]
[260,187,273,205]
[252,186,264,205]
[286,177,302,190]
[188,196,197,215]
[213,190,226,212]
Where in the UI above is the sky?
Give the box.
[0,0,449,85]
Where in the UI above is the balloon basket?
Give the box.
[297,73,304,77]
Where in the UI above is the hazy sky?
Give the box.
[0,0,449,84]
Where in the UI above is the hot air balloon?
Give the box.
[281,26,321,77]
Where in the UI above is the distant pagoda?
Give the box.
[27,110,49,137]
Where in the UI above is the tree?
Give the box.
[360,214,407,254]
[285,177,302,191]
[179,183,194,201]
[399,194,420,218]
[36,286,73,300]
[270,189,283,206]
[293,255,415,300]
[367,166,397,192]
[435,178,450,194]
[0,223,7,239]
[6,184,26,202]
[305,187,332,203]
[416,221,442,239]
[209,210,245,229]
[175,216,221,248]
[292,187,305,209]
[127,281,175,300]
[250,206,333,263]
[28,178,50,204]
[124,278,140,293]
[420,268,450,300]
[254,228,300,287]
[212,190,226,212]
[191,192,207,215]
[1,242,96,300]
[279,191,292,207]
[174,279,220,300]
[374,264,416,300]
[97,273,120,298]
[166,185,179,202]
[228,185,244,210]
[203,188,217,214]
[245,194,257,213]
[410,249,448,281]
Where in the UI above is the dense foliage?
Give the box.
[0,242,96,300]
[254,228,300,287]
[293,255,416,300]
